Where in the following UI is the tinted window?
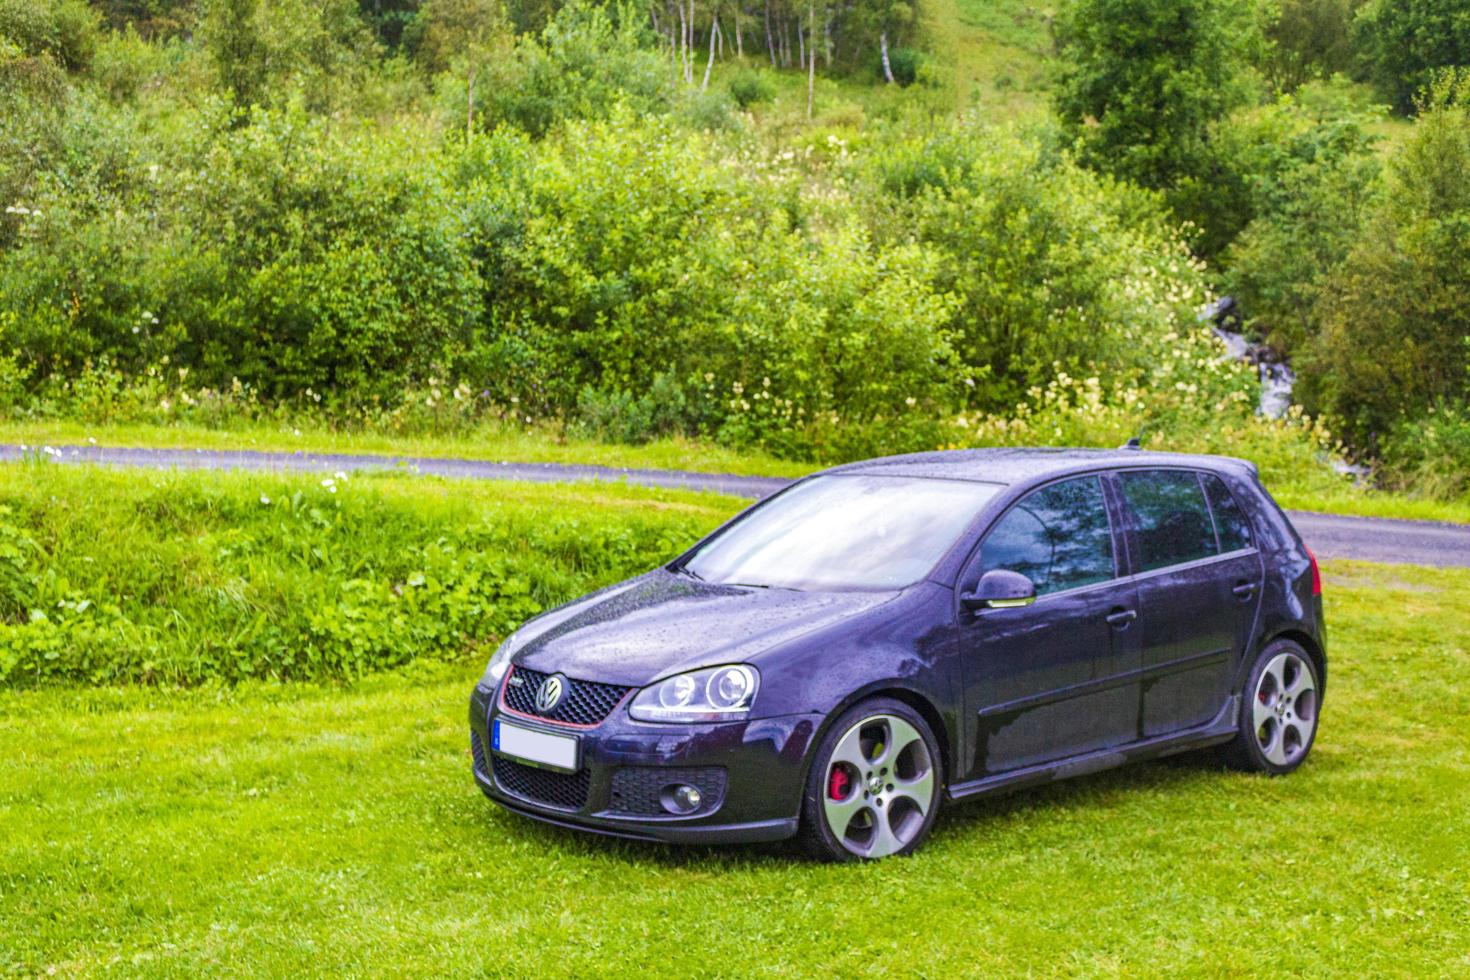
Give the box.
[683,475,1000,591]
[1204,474,1253,552]
[1119,470,1219,571]
[980,477,1115,595]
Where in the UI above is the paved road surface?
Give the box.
[3,443,1466,567]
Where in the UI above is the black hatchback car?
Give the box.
[468,448,1326,860]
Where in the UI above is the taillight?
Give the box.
[1306,547,1322,596]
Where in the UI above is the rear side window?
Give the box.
[1203,474,1253,552]
[1118,470,1219,572]
[981,476,1115,595]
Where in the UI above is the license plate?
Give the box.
[493,718,579,773]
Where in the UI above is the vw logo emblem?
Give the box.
[535,674,568,714]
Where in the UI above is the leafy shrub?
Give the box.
[0,467,733,687]
[1053,0,1257,192]
[727,68,775,108]
[199,0,375,114]
[1355,0,1470,115]
[443,1,670,138]
[1221,89,1385,352]
[0,0,101,72]
[884,46,924,87]
[1380,402,1470,501]
[1300,73,1470,450]
[90,25,181,101]
[406,0,506,74]
[1257,0,1355,93]
[573,372,689,444]
[0,103,483,402]
[862,123,1213,410]
[952,345,1347,495]
[461,115,960,455]
[676,85,742,131]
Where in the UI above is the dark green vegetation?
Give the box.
[0,464,739,686]
[2,558,1466,974]
[2,0,1469,500]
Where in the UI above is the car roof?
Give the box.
[822,447,1258,488]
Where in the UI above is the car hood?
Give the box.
[515,570,898,686]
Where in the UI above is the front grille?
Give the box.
[470,731,489,776]
[502,666,631,727]
[492,754,591,811]
[608,766,727,816]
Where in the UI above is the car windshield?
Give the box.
[681,474,1001,591]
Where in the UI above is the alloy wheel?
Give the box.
[822,713,936,859]
[1252,651,1319,767]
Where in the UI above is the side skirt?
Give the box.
[945,696,1240,803]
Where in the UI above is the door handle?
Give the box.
[1105,608,1137,628]
[1232,582,1258,599]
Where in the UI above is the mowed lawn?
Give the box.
[2,561,1467,976]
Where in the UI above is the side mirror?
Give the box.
[961,570,1037,611]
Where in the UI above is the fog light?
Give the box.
[662,783,703,814]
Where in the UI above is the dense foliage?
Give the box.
[1355,0,1470,114]
[1302,75,1470,453]
[2,0,1469,498]
[1053,0,1255,192]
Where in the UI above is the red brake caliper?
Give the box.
[828,766,850,800]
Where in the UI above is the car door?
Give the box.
[957,475,1142,777]
[1115,469,1265,737]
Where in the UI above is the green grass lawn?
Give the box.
[2,559,1467,976]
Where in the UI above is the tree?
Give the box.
[201,0,267,114]
[200,0,375,116]
[1053,0,1256,192]
[1301,72,1470,449]
[1258,0,1355,93]
[1355,0,1470,115]
[406,0,506,75]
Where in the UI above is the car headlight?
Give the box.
[479,631,527,690]
[628,665,760,723]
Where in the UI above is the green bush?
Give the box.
[1355,0,1470,115]
[442,1,670,138]
[462,115,961,456]
[1053,0,1257,193]
[0,103,483,401]
[572,371,689,444]
[727,68,775,108]
[885,46,925,87]
[862,122,1213,410]
[0,0,101,72]
[1300,73,1470,450]
[1220,89,1385,353]
[1257,0,1354,93]
[0,466,735,687]
[1380,401,1470,501]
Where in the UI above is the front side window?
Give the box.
[979,477,1115,595]
[681,475,1000,591]
[1118,470,1219,572]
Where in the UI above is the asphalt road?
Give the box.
[4,443,1467,568]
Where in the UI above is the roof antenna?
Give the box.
[1119,433,1143,450]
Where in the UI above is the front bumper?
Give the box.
[468,684,820,844]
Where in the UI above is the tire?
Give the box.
[1220,639,1322,774]
[796,697,944,862]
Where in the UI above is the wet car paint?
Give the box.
[470,448,1327,844]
